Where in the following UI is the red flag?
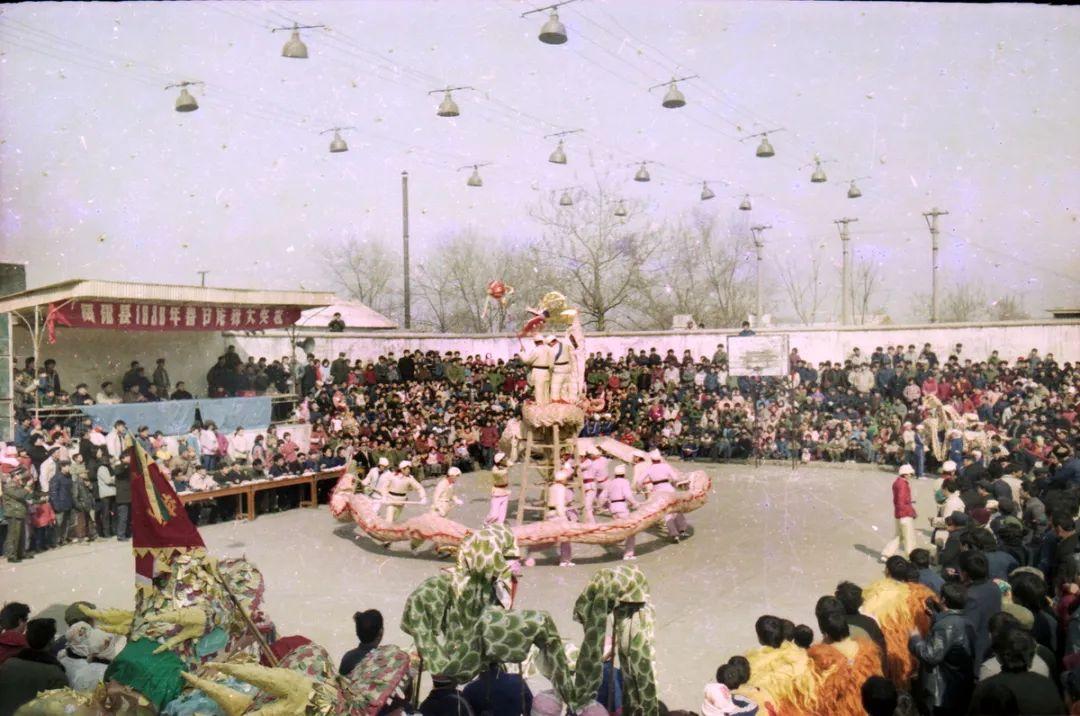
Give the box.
[44,302,72,344]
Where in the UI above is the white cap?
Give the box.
[447,467,461,477]
[399,460,412,469]
[898,464,915,476]
[586,446,600,456]
[378,457,389,467]
[613,465,626,476]
[941,460,957,473]
[493,451,506,464]
[648,449,662,461]
[554,468,571,483]
[545,334,557,343]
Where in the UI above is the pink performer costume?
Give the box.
[600,468,639,558]
[580,454,609,523]
[485,455,511,525]
[644,453,689,539]
[526,472,576,566]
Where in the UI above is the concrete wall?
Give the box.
[225,320,1080,366]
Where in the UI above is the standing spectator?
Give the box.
[959,551,1001,666]
[2,469,32,563]
[152,358,171,396]
[94,447,115,539]
[198,422,220,471]
[114,455,132,541]
[48,461,75,546]
[0,618,67,714]
[908,582,976,715]
[968,628,1064,715]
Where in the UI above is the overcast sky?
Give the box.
[1,0,1077,321]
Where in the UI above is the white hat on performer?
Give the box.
[614,465,626,476]
[545,334,558,343]
[632,451,648,462]
[378,457,389,468]
[586,446,600,456]
[447,467,462,477]
[554,468,571,483]
[533,336,545,343]
[648,449,663,461]
[898,464,915,476]
[399,460,412,470]
[493,452,506,464]
[941,460,957,473]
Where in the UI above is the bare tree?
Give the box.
[989,294,1030,321]
[633,212,755,329]
[530,177,661,331]
[941,283,987,322]
[327,236,401,317]
[777,241,828,325]
[849,257,882,325]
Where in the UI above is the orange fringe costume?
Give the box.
[807,638,884,716]
[860,579,937,688]
[737,642,820,716]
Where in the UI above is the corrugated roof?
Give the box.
[296,300,397,330]
[0,278,335,314]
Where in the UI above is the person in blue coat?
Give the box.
[48,460,75,545]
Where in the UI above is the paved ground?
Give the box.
[0,461,936,711]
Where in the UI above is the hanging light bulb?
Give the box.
[548,139,567,164]
[662,81,686,109]
[700,181,716,201]
[559,189,574,206]
[467,165,483,187]
[328,131,348,153]
[634,162,651,182]
[538,10,568,44]
[437,91,460,117]
[282,29,308,58]
[739,194,752,211]
[175,87,198,112]
[614,200,628,217]
[847,180,862,199]
[811,161,827,183]
[755,135,775,158]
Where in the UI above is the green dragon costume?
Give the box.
[401,525,658,714]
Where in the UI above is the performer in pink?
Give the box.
[579,446,609,523]
[600,464,640,560]
[485,452,512,525]
[644,449,690,541]
[524,468,576,567]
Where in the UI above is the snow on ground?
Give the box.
[0,461,935,710]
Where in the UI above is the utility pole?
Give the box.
[196,270,209,287]
[402,171,411,330]
[749,224,771,323]
[922,207,949,323]
[834,217,858,325]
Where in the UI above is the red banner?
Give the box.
[52,300,303,332]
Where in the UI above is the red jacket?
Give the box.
[0,629,28,666]
[893,477,916,519]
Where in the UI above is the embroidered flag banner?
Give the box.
[51,301,303,331]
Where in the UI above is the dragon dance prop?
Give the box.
[329,469,711,548]
[856,578,936,688]
[400,525,659,715]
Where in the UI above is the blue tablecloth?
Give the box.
[80,396,271,435]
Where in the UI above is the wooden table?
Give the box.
[178,468,345,521]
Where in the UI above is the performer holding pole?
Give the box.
[643,450,690,542]
[381,460,427,523]
[524,468,576,568]
[486,452,512,525]
[601,464,640,560]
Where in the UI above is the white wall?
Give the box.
[225,321,1080,366]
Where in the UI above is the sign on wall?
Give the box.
[727,334,790,377]
[50,301,303,332]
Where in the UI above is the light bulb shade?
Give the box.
[329,131,348,153]
[538,11,568,44]
[175,88,198,112]
[739,196,752,211]
[634,164,651,182]
[847,182,862,199]
[548,140,567,164]
[810,167,827,183]
[755,137,774,158]
[662,83,686,109]
[437,92,460,117]
[700,182,715,201]
[282,30,308,59]
[467,167,483,187]
[559,190,574,206]
[614,201,628,217]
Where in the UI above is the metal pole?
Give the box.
[196,270,209,287]
[402,171,411,330]
[922,208,948,323]
[834,218,858,325]
[750,225,770,323]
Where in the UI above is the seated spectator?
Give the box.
[170,381,194,400]
[969,627,1064,715]
[462,662,533,716]
[339,609,382,676]
[0,618,68,714]
[57,621,126,691]
[418,674,472,716]
[0,602,31,666]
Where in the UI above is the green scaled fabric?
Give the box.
[104,637,187,710]
[401,525,658,715]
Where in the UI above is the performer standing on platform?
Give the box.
[549,335,573,402]
[580,446,609,523]
[601,464,640,560]
[486,452,512,525]
[644,450,690,541]
[525,468,576,568]
[381,460,426,523]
